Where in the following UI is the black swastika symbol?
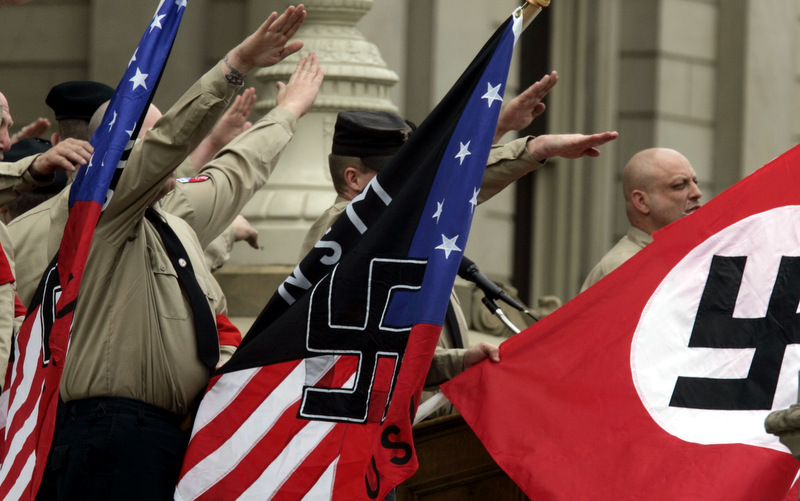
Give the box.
[299,258,427,423]
[670,255,800,410]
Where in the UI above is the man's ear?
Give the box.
[631,190,650,215]
[50,132,61,146]
[343,166,361,192]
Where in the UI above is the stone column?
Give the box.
[216,0,400,326]
[749,0,800,473]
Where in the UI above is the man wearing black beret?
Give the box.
[46,80,114,145]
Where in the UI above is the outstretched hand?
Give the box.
[232,215,259,249]
[187,88,257,170]
[463,342,501,370]
[526,131,619,162]
[30,138,93,178]
[225,5,307,76]
[212,88,256,146]
[12,117,51,144]
[276,52,324,120]
[494,71,558,143]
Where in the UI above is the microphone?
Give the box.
[458,256,526,312]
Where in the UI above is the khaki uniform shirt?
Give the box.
[298,136,542,388]
[580,225,653,292]
[203,224,236,273]
[9,64,240,415]
[0,158,55,206]
[172,160,236,272]
[10,80,296,308]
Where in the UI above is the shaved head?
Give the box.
[622,148,702,234]
[89,101,162,139]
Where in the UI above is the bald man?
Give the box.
[581,148,702,291]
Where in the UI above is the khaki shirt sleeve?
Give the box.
[298,197,348,259]
[219,344,237,366]
[0,157,55,206]
[204,224,235,273]
[97,64,239,246]
[424,346,467,388]
[479,136,542,204]
[162,107,296,248]
[424,291,469,388]
[174,158,197,179]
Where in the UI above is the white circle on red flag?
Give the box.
[631,206,800,452]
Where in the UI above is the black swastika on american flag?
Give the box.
[300,258,427,423]
[670,255,800,410]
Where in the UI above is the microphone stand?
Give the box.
[458,256,539,324]
[481,296,522,334]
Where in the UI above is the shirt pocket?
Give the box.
[148,249,189,320]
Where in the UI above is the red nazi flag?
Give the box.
[442,145,800,500]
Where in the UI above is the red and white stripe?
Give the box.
[0,304,48,500]
[176,358,356,500]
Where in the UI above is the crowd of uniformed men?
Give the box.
[0,1,703,499]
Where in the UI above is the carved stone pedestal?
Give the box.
[218,0,401,321]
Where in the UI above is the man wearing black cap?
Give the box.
[301,110,618,258]
[0,90,94,202]
[46,80,114,144]
[299,111,415,256]
[0,81,110,222]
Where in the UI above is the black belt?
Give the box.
[62,396,184,427]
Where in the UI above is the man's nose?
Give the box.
[690,182,702,200]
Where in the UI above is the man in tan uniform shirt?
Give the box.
[11,7,318,499]
[10,54,323,309]
[581,147,702,291]
[103,86,261,273]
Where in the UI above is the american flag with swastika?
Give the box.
[0,1,185,498]
[175,8,527,501]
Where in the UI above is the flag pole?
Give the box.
[414,0,551,429]
[516,0,551,30]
